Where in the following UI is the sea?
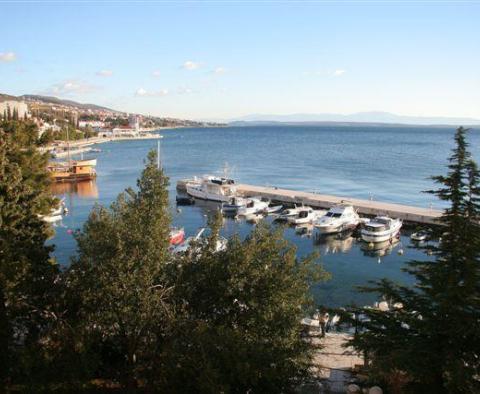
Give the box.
[49,125,480,307]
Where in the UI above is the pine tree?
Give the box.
[345,127,480,392]
[0,123,58,388]
[66,150,173,388]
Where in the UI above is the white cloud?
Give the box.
[96,69,113,77]
[44,79,97,95]
[135,87,169,97]
[0,52,17,62]
[182,60,200,70]
[152,70,161,78]
[177,86,193,95]
[332,69,346,77]
[213,66,226,75]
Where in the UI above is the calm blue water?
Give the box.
[49,125,480,307]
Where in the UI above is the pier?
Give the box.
[177,180,443,225]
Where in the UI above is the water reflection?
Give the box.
[315,232,355,254]
[360,238,401,258]
[50,180,99,199]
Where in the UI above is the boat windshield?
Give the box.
[365,225,386,233]
[299,211,309,218]
[326,212,342,218]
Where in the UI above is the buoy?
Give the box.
[67,229,73,235]
[397,248,404,255]
[176,208,182,213]
[377,257,381,264]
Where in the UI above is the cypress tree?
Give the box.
[345,127,480,392]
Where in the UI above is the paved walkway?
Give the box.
[308,333,364,393]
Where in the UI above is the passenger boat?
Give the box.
[47,159,97,182]
[169,228,185,246]
[314,204,360,235]
[361,216,402,243]
[186,176,236,203]
[237,197,269,216]
[287,207,324,225]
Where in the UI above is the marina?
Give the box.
[48,125,480,307]
[177,181,443,225]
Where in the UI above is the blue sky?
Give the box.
[0,1,479,120]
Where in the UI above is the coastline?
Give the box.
[41,128,176,153]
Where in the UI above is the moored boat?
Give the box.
[169,227,185,245]
[237,197,269,216]
[287,207,325,225]
[47,160,97,182]
[222,197,248,214]
[186,175,236,203]
[361,216,402,243]
[172,228,227,254]
[314,204,360,235]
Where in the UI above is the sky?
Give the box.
[0,0,479,120]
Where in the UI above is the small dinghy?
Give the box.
[411,230,430,242]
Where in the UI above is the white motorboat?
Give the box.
[186,175,237,203]
[172,228,227,254]
[287,207,324,225]
[411,230,430,242]
[314,204,360,235]
[265,204,283,214]
[277,206,303,221]
[222,197,247,214]
[39,198,66,223]
[237,197,269,216]
[361,216,402,243]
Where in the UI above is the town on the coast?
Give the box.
[2,1,480,393]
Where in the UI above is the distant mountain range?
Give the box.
[228,111,480,127]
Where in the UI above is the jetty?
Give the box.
[177,180,442,225]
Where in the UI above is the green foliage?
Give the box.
[345,127,480,393]
[66,150,172,387]
[161,217,329,393]
[0,121,58,387]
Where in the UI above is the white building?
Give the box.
[79,120,105,129]
[0,100,29,119]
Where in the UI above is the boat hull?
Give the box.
[186,185,232,203]
[361,227,401,243]
[315,221,359,235]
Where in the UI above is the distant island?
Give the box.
[226,111,480,127]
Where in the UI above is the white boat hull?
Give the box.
[316,220,359,235]
[186,185,232,203]
[361,227,401,243]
